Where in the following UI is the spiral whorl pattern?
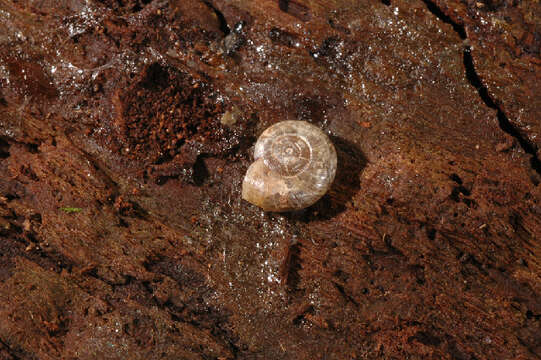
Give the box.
[242,120,337,212]
[266,134,311,177]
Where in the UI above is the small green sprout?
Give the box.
[60,207,82,213]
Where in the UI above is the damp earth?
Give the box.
[0,0,540,359]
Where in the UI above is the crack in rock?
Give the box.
[421,0,541,176]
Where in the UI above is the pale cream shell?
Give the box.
[242,120,337,212]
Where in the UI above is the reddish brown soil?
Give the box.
[0,0,540,359]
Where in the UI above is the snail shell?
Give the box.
[242,120,337,212]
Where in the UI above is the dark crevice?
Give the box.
[408,331,442,346]
[421,0,466,39]
[292,305,314,326]
[463,48,541,175]
[426,227,436,240]
[0,337,25,360]
[283,243,302,294]
[333,281,359,307]
[526,310,541,321]
[84,268,123,287]
[278,0,312,22]
[192,155,209,186]
[422,0,541,176]
[203,1,230,36]
[381,0,391,5]
[269,27,301,48]
[449,173,463,185]
[0,138,10,159]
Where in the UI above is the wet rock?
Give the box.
[0,0,539,359]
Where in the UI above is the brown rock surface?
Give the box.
[0,0,540,359]
[428,0,541,163]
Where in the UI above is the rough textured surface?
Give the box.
[0,0,540,359]
[428,0,541,164]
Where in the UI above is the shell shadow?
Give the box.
[288,135,367,222]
